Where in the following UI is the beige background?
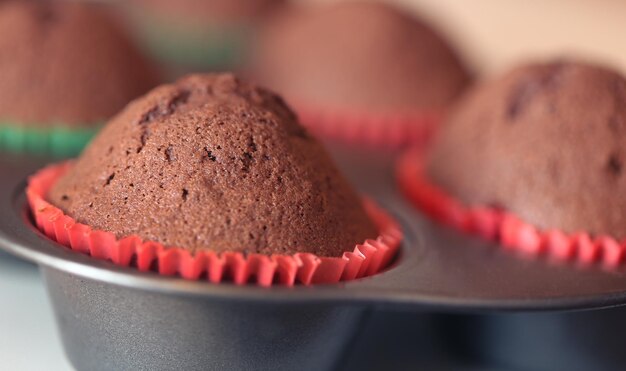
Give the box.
[307,0,626,77]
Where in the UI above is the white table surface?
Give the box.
[0,256,72,371]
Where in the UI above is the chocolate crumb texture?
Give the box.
[49,73,378,256]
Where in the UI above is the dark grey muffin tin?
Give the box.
[3,147,626,370]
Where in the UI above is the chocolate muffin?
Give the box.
[250,1,470,114]
[427,61,626,238]
[48,73,377,256]
[0,0,159,126]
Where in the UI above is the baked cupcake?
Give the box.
[28,73,401,285]
[398,60,626,265]
[249,1,471,147]
[0,0,159,156]
[123,0,285,70]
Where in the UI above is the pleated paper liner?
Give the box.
[396,147,625,268]
[0,121,100,157]
[294,103,441,149]
[27,162,402,287]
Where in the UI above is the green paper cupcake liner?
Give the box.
[139,25,250,69]
[125,6,252,69]
[0,122,100,157]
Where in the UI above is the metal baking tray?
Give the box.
[3,146,626,370]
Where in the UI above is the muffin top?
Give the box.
[0,0,159,126]
[48,73,377,256]
[250,1,470,114]
[427,60,626,238]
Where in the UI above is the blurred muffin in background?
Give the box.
[398,59,626,264]
[0,0,160,157]
[123,0,286,72]
[248,0,471,147]
[427,60,626,238]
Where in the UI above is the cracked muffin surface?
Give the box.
[48,73,377,255]
[427,61,626,237]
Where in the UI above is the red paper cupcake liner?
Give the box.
[27,162,402,287]
[396,147,626,268]
[294,102,441,149]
